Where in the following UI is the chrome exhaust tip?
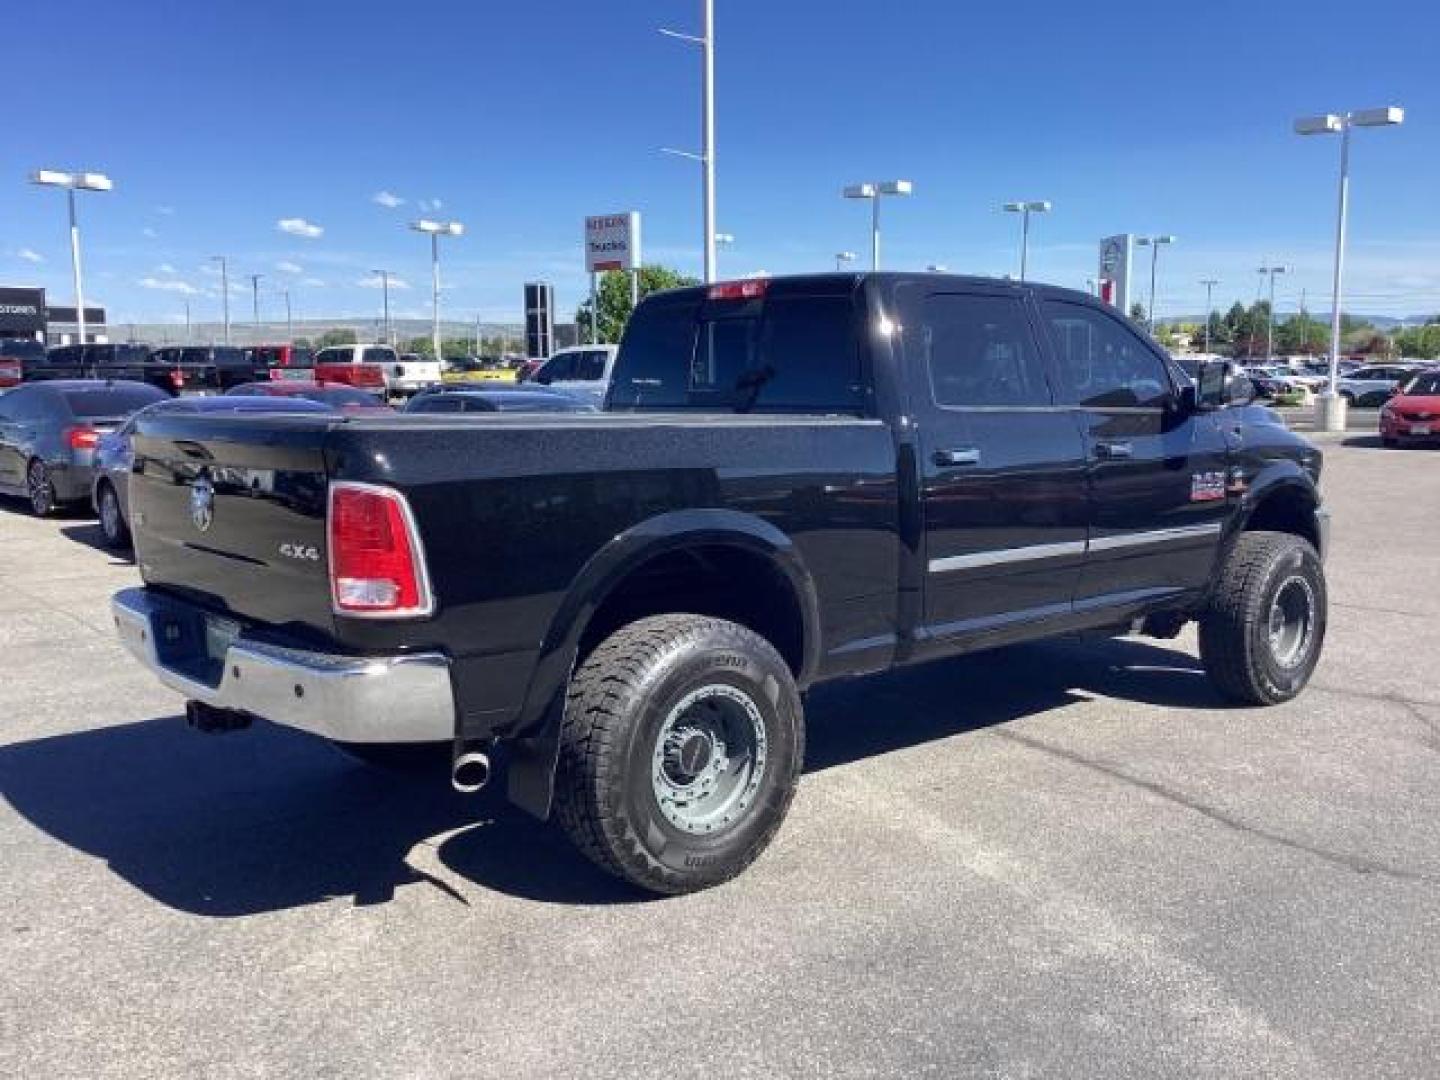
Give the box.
[451,751,491,794]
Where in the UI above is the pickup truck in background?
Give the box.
[314,344,437,398]
[113,273,1331,894]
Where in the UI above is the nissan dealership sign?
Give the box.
[584,212,642,274]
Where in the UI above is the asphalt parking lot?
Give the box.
[2,436,1437,1079]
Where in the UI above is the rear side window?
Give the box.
[613,291,862,413]
[575,351,609,381]
[212,348,246,367]
[917,294,1051,408]
[62,386,167,417]
[363,348,395,364]
[1042,300,1173,409]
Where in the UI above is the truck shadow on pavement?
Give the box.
[58,523,135,564]
[0,637,1218,914]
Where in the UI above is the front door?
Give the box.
[899,286,1090,656]
[1038,299,1231,615]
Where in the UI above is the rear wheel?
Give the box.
[97,482,130,547]
[555,614,804,895]
[1199,531,1326,705]
[26,460,57,517]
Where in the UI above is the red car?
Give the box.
[1380,369,1440,446]
[224,381,393,414]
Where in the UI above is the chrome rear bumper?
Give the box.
[112,588,454,743]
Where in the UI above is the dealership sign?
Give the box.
[0,286,47,338]
[585,212,642,273]
[1097,234,1134,313]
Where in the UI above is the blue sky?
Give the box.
[3,0,1437,328]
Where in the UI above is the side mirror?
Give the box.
[1224,371,1257,407]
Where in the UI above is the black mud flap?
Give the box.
[506,736,560,820]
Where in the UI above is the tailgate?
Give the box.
[315,362,386,391]
[129,412,338,634]
[165,363,221,394]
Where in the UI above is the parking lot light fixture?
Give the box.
[1258,264,1290,360]
[1134,235,1176,332]
[835,251,857,272]
[927,264,948,273]
[1002,200,1051,281]
[659,0,717,283]
[410,220,464,362]
[30,168,113,345]
[371,270,395,345]
[211,256,231,345]
[1294,105,1404,431]
[843,180,913,271]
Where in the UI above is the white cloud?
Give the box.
[141,226,158,239]
[358,275,411,290]
[418,197,443,212]
[156,262,178,274]
[372,190,404,208]
[275,260,304,274]
[301,277,326,288]
[140,277,199,295]
[17,247,44,263]
[156,206,175,216]
[277,217,323,239]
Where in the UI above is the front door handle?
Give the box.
[1095,440,1133,460]
[933,447,981,468]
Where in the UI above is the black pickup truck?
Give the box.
[112,273,1329,894]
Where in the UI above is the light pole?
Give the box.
[211,256,231,344]
[835,251,857,272]
[1200,278,1220,355]
[409,219,464,362]
[30,170,112,345]
[1257,263,1290,360]
[1002,200,1051,281]
[659,0,717,282]
[184,300,191,344]
[249,273,264,336]
[1134,235,1176,332]
[371,270,395,345]
[282,289,293,343]
[1295,105,1405,431]
[842,180,914,271]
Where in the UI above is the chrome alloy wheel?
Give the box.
[651,684,768,836]
[1268,575,1316,668]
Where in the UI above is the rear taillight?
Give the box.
[327,482,432,618]
[67,426,100,450]
[169,368,185,390]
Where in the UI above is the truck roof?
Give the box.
[649,271,1095,306]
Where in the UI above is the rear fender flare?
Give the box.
[504,509,821,819]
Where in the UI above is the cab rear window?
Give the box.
[612,289,864,413]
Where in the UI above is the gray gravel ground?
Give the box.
[1,435,1437,1079]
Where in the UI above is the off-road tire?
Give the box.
[1199,530,1326,705]
[554,614,804,895]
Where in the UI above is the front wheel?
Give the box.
[555,615,805,895]
[1199,531,1327,705]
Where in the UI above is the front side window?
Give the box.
[363,347,396,365]
[1043,300,1173,409]
[919,294,1050,408]
[575,350,610,381]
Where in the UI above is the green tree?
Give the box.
[402,336,435,358]
[575,265,700,343]
[1393,324,1440,360]
[317,328,358,348]
[293,336,313,349]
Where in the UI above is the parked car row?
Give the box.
[0,373,598,527]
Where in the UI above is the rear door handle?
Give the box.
[1094,440,1133,460]
[933,447,981,467]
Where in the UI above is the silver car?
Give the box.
[0,380,167,516]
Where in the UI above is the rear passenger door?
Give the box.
[901,286,1090,653]
[1040,299,1230,612]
